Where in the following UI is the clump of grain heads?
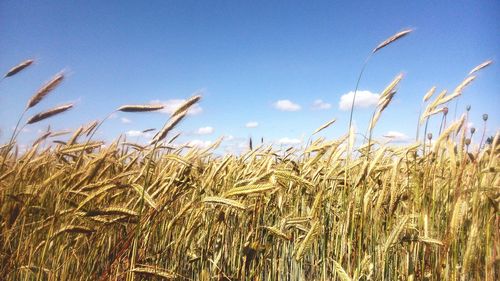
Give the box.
[369,73,404,130]
[151,109,188,144]
[150,95,202,144]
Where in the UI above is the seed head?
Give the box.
[443,107,448,116]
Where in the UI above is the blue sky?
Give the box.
[1,0,498,152]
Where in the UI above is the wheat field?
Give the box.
[0,32,498,281]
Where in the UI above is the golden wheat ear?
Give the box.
[26,72,65,110]
[116,104,164,112]
[468,59,493,75]
[422,86,437,102]
[373,29,413,54]
[26,104,74,124]
[312,118,336,135]
[3,59,34,78]
[171,95,202,116]
[142,128,155,133]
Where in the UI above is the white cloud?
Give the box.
[120,117,132,124]
[126,130,143,137]
[150,99,203,115]
[339,90,379,111]
[383,131,410,143]
[196,126,214,135]
[273,99,301,111]
[278,137,302,145]
[238,141,249,149]
[126,130,153,138]
[187,139,212,149]
[245,121,259,128]
[225,135,235,141]
[312,99,332,110]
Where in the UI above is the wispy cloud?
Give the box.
[383,131,410,143]
[238,141,249,149]
[273,99,301,111]
[120,117,132,124]
[339,90,379,111]
[278,137,302,145]
[312,99,331,110]
[150,99,203,115]
[196,126,214,135]
[12,127,31,133]
[245,121,259,128]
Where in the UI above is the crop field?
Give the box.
[0,31,498,281]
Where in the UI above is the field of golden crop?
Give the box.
[0,31,498,281]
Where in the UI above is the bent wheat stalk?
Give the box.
[346,28,413,187]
